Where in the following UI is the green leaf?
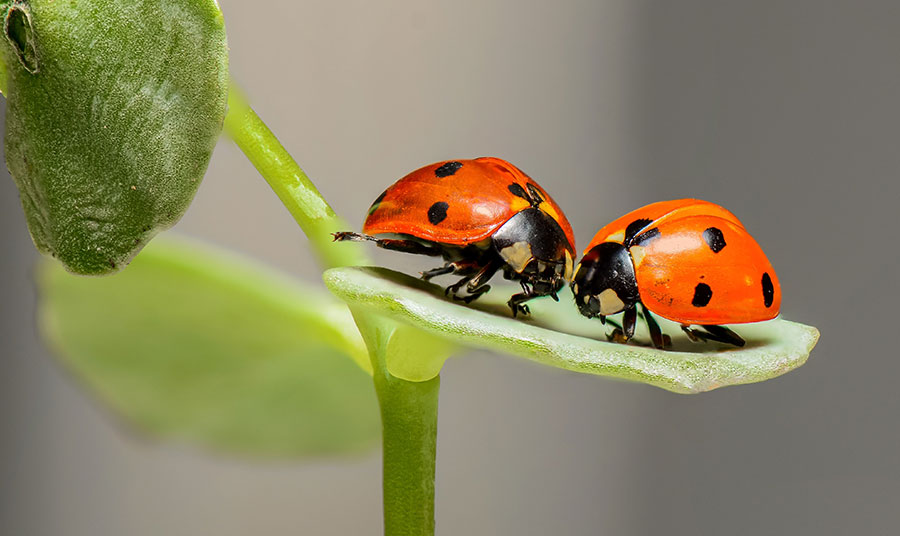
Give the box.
[323,267,819,393]
[2,0,228,274]
[38,237,380,458]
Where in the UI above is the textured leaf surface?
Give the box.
[2,0,228,274]
[39,238,379,457]
[324,267,819,393]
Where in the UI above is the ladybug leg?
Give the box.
[444,275,475,298]
[640,304,669,349]
[507,292,532,318]
[605,328,629,344]
[601,318,628,343]
[421,264,455,281]
[700,325,746,347]
[603,318,628,344]
[504,280,536,317]
[681,325,746,347]
[681,325,701,342]
[444,260,501,303]
[460,260,501,303]
[622,305,638,341]
[332,232,443,256]
[460,286,492,303]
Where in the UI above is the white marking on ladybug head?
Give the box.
[500,241,534,273]
[630,245,646,267]
[597,288,625,315]
[607,231,626,243]
[564,250,574,280]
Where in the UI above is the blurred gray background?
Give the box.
[2,1,899,534]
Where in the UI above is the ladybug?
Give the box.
[333,157,576,316]
[571,199,781,348]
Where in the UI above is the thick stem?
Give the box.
[375,367,440,536]
[224,84,440,535]
[356,317,439,536]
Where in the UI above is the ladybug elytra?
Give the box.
[571,199,781,348]
[334,157,576,316]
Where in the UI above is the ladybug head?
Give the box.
[571,242,640,319]
[491,208,575,295]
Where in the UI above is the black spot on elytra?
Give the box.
[367,189,388,215]
[508,183,528,200]
[631,227,661,246]
[434,161,463,178]
[624,218,653,246]
[692,283,713,307]
[427,201,449,225]
[762,272,774,308]
[702,227,727,253]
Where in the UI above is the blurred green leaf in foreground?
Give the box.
[38,237,379,458]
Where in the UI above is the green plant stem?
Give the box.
[376,368,439,536]
[223,82,439,535]
[223,85,367,269]
[350,293,441,536]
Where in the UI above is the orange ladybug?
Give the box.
[571,199,781,348]
[334,158,576,316]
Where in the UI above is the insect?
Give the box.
[333,157,576,316]
[571,199,781,348]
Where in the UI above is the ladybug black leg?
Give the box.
[421,264,455,281]
[459,286,491,303]
[622,305,637,341]
[506,281,537,317]
[444,275,475,299]
[681,325,701,342]
[605,327,629,344]
[640,304,668,349]
[459,260,501,303]
[701,325,746,347]
[444,260,501,303]
[332,232,443,256]
[601,318,629,343]
[507,294,531,318]
[681,325,746,347]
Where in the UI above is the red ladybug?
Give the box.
[334,157,576,316]
[571,199,781,348]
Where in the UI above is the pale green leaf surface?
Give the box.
[2,0,228,274]
[324,267,819,393]
[39,237,379,457]
[383,323,459,382]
